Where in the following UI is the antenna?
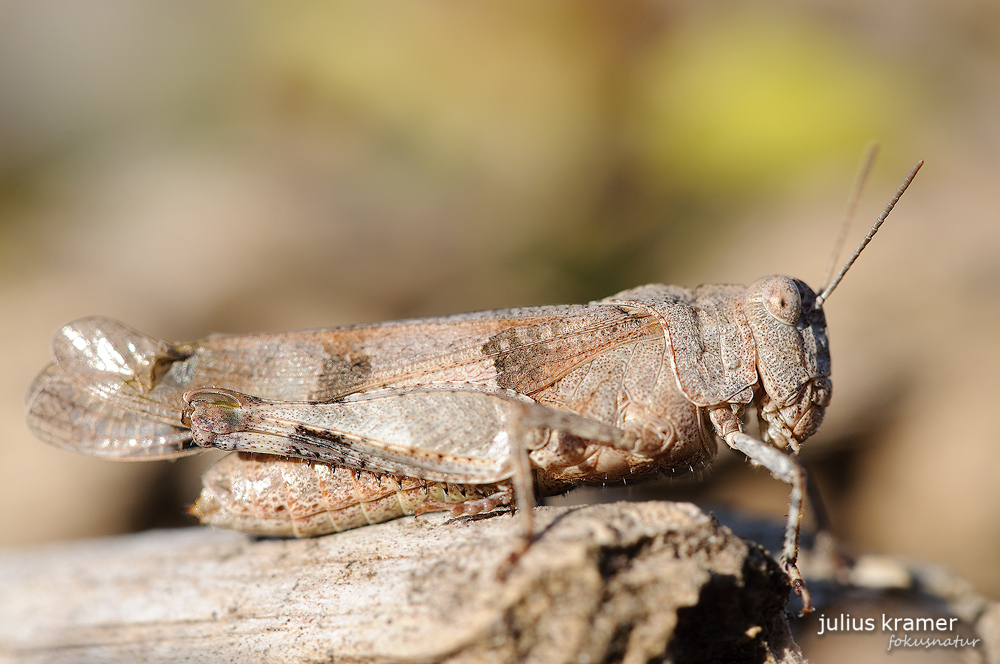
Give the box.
[820,143,880,288]
[813,159,923,310]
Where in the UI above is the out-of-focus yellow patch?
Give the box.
[630,14,909,195]
[250,4,607,191]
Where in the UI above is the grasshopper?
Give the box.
[25,160,921,613]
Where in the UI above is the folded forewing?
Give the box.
[30,305,656,460]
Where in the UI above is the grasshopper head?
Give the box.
[744,275,832,451]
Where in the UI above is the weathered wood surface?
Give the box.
[0,501,804,664]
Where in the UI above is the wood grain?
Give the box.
[0,501,804,664]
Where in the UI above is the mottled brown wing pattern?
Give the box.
[26,304,661,459]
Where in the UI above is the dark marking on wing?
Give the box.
[483,314,660,395]
[483,325,561,393]
[314,347,373,399]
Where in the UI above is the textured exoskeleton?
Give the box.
[25,276,829,606]
[26,161,923,615]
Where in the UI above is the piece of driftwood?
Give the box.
[0,501,805,664]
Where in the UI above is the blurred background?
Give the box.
[1,1,998,657]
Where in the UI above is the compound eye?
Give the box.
[762,276,801,326]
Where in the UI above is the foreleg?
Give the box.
[725,431,813,615]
